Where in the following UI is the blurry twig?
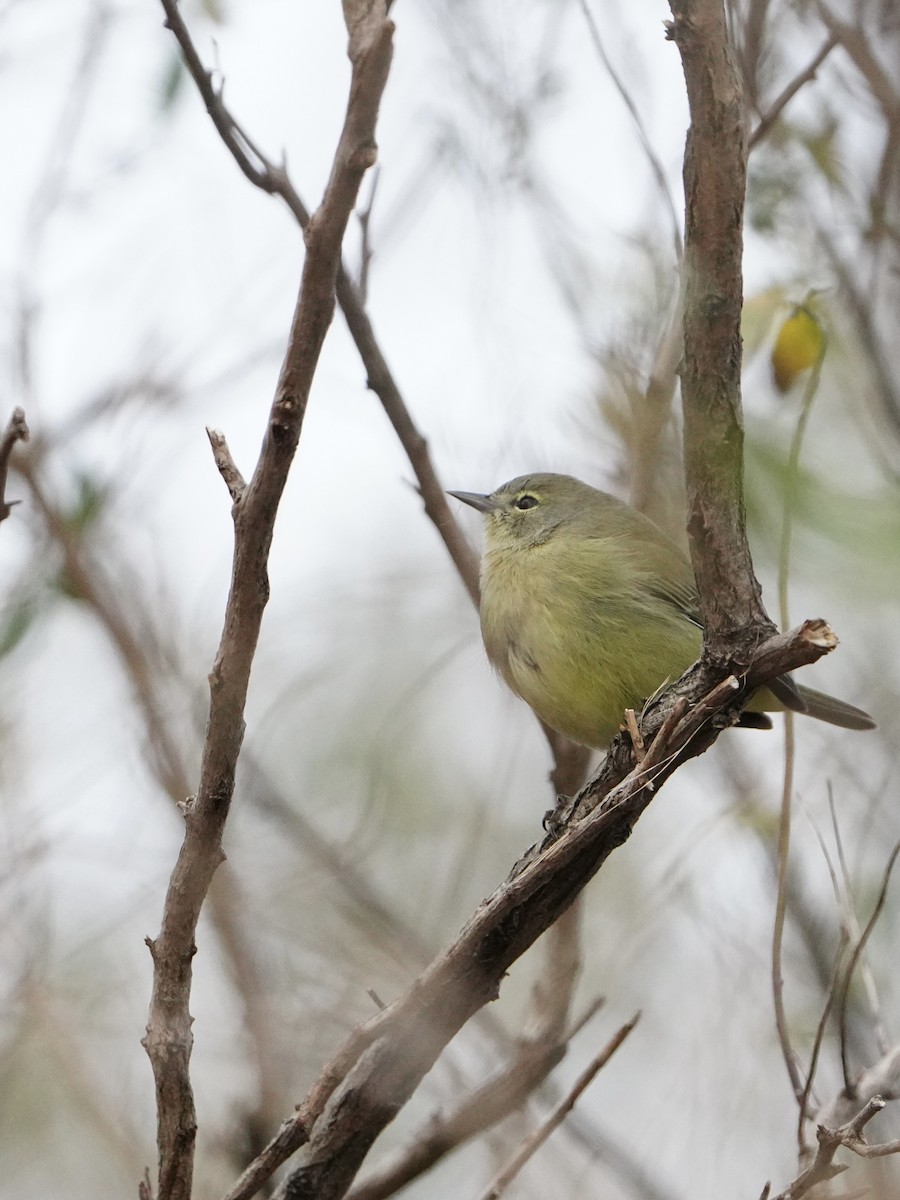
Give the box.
[0,408,28,522]
[627,296,682,518]
[772,329,827,1105]
[16,454,294,1169]
[477,1013,640,1200]
[17,3,111,406]
[159,0,479,605]
[828,791,892,1057]
[815,2,900,120]
[837,840,900,1092]
[576,0,682,261]
[813,3,900,441]
[771,703,799,1106]
[748,34,839,149]
[797,929,849,1146]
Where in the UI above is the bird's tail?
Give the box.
[791,683,876,731]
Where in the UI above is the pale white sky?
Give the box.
[1,4,897,1198]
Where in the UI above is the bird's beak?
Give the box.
[447,489,499,514]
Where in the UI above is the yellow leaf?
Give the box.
[770,305,825,392]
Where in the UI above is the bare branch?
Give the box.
[206,427,246,503]
[0,407,29,522]
[477,1014,641,1200]
[627,297,683,517]
[769,1097,886,1200]
[837,840,900,1093]
[772,712,804,1104]
[219,619,838,1200]
[815,2,900,123]
[772,346,828,1106]
[146,5,395,1198]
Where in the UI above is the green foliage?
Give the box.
[0,594,43,659]
[158,48,186,112]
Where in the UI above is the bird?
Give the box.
[449,472,876,750]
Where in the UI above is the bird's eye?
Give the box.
[514,494,539,510]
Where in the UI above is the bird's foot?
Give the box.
[543,792,577,838]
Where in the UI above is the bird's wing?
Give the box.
[636,533,703,627]
[766,673,809,713]
[636,530,810,712]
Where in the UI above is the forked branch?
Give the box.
[144,6,394,1200]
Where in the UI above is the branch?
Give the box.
[146,5,394,1199]
[159,0,480,606]
[477,1014,640,1200]
[206,427,246,503]
[666,0,773,656]
[769,1097,887,1200]
[0,407,29,522]
[347,906,587,1200]
[218,620,836,1200]
[837,840,900,1093]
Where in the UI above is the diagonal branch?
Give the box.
[144,6,394,1200]
[220,621,837,1200]
[346,907,588,1200]
[837,840,900,1094]
[748,33,839,149]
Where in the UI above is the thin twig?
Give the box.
[797,929,850,1148]
[477,1014,640,1200]
[206,427,246,503]
[769,1097,886,1200]
[748,34,839,149]
[772,326,827,1106]
[826,788,892,1057]
[838,840,900,1092]
[772,708,802,1101]
[576,0,681,260]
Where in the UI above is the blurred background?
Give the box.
[1,1,899,1197]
